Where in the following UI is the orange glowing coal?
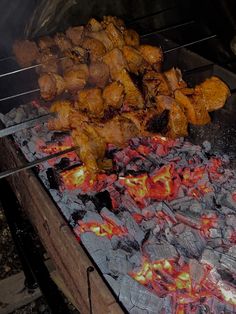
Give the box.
[61,165,94,191]
[39,137,74,154]
[182,166,205,187]
[74,219,127,239]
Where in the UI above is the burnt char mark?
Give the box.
[54,157,71,170]
[78,190,112,213]
[129,72,145,97]
[46,168,61,189]
[146,109,169,134]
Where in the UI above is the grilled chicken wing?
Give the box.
[164,67,187,93]
[13,40,39,67]
[122,46,144,74]
[103,48,128,79]
[66,26,84,46]
[54,33,72,52]
[102,81,124,109]
[105,23,125,49]
[86,18,103,32]
[36,48,59,74]
[38,36,56,50]
[48,100,74,130]
[102,16,125,32]
[64,64,89,92]
[88,62,110,88]
[139,45,163,71]
[82,37,106,62]
[124,29,140,47]
[38,73,65,101]
[76,88,105,117]
[88,30,113,51]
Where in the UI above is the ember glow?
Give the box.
[61,165,94,191]
[39,137,74,154]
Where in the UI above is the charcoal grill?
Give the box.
[1,1,236,313]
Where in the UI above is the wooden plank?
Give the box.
[0,272,41,314]
[0,135,124,314]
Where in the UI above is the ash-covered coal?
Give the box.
[2,103,236,313]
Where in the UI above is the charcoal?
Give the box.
[142,203,159,218]
[83,211,103,223]
[172,223,186,235]
[177,229,206,258]
[220,254,236,275]
[140,219,157,231]
[70,210,86,225]
[189,259,206,286]
[117,238,140,253]
[209,228,222,238]
[91,249,109,274]
[54,157,71,170]
[169,196,194,211]
[220,191,236,211]
[200,248,221,268]
[121,212,145,244]
[222,226,234,240]
[228,245,236,258]
[100,207,123,226]
[108,249,132,276]
[104,274,121,296]
[226,215,236,228]
[46,168,61,189]
[120,193,142,214]
[128,252,142,268]
[80,232,112,254]
[130,307,148,314]
[143,243,178,261]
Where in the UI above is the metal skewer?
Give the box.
[0,146,78,180]
[0,88,40,102]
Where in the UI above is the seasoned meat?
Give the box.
[88,62,110,88]
[66,26,84,46]
[76,88,105,117]
[102,16,125,32]
[38,36,56,51]
[122,46,143,74]
[36,48,59,74]
[64,64,89,92]
[65,47,89,63]
[103,48,128,79]
[102,81,124,109]
[164,67,187,93]
[105,23,125,48]
[38,73,65,101]
[13,40,39,67]
[139,45,163,71]
[194,76,230,111]
[54,33,72,52]
[124,29,140,47]
[48,100,74,130]
[82,37,106,62]
[86,18,103,32]
[88,31,113,51]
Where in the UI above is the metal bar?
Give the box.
[0,112,55,138]
[0,146,78,180]
[141,20,195,38]
[183,63,214,75]
[164,34,217,53]
[0,88,40,102]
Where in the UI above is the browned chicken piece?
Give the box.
[156,95,188,138]
[117,69,144,109]
[139,45,163,71]
[88,31,113,51]
[66,26,84,46]
[38,36,56,50]
[54,33,72,52]
[38,73,65,101]
[123,29,140,47]
[60,58,75,73]
[13,40,39,67]
[102,16,125,32]
[48,100,75,130]
[102,81,124,109]
[174,89,211,125]
[143,71,170,106]
[105,23,125,49]
[88,62,110,88]
[36,49,59,74]
[122,46,144,74]
[194,76,230,111]
[64,64,89,92]
[76,88,105,117]
[103,48,128,79]
[164,67,187,93]
[86,18,103,32]
[82,37,106,62]
[65,47,89,63]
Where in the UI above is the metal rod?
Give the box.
[141,20,195,38]
[0,88,40,102]
[0,56,14,62]
[0,146,78,179]
[164,34,217,53]
[0,112,55,138]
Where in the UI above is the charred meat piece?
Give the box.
[102,81,124,109]
[194,76,230,111]
[66,26,84,46]
[139,45,163,71]
[76,88,105,117]
[122,46,144,74]
[103,48,128,79]
[38,73,65,101]
[65,46,89,64]
[13,40,39,67]
[38,36,56,51]
[64,64,89,92]
[124,29,140,47]
[54,33,72,52]
[82,37,106,62]
[146,110,169,134]
[88,62,110,88]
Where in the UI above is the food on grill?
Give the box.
[38,73,65,100]
[75,88,105,117]
[138,44,163,71]
[13,40,39,67]
[123,29,140,47]
[54,33,72,52]
[65,26,84,46]
[103,48,128,79]
[64,64,89,92]
[81,37,106,62]
[88,62,110,88]
[102,81,124,109]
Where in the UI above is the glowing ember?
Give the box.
[119,174,148,205]
[200,213,218,236]
[74,219,127,239]
[61,165,94,191]
[39,137,74,154]
[181,167,205,187]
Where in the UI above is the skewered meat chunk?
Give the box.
[38,73,65,101]
[105,23,125,48]
[66,26,84,46]
[102,81,124,109]
[13,40,39,67]
[124,29,140,47]
[64,64,89,92]
[122,46,144,74]
[38,36,56,50]
[164,67,187,93]
[76,88,105,117]
[88,31,113,51]
[103,48,128,79]
[48,100,74,130]
[82,37,106,62]
[117,69,144,109]
[156,95,188,138]
[174,89,211,125]
[86,18,103,32]
[54,33,72,52]
[88,62,110,88]
[139,45,163,71]
[36,48,59,74]
[194,76,230,111]
[65,47,89,64]
[102,16,125,32]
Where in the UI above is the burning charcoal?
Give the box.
[209,228,222,238]
[220,191,236,211]
[121,212,145,244]
[90,249,109,274]
[100,208,123,226]
[142,203,159,218]
[189,259,206,287]
[108,249,132,276]
[226,215,236,228]
[220,254,236,276]
[46,168,61,189]
[200,248,221,268]
[140,219,157,231]
[169,196,194,211]
[117,238,140,253]
[228,245,236,258]
[54,157,71,170]
[172,223,186,235]
[83,212,103,223]
[128,252,142,268]
[120,192,142,214]
[92,190,113,212]
[176,229,206,258]
[50,131,70,142]
[14,107,26,124]
[71,210,86,225]
[143,243,178,262]
[104,274,121,296]
[130,307,148,314]
[202,140,212,152]
[80,232,112,254]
